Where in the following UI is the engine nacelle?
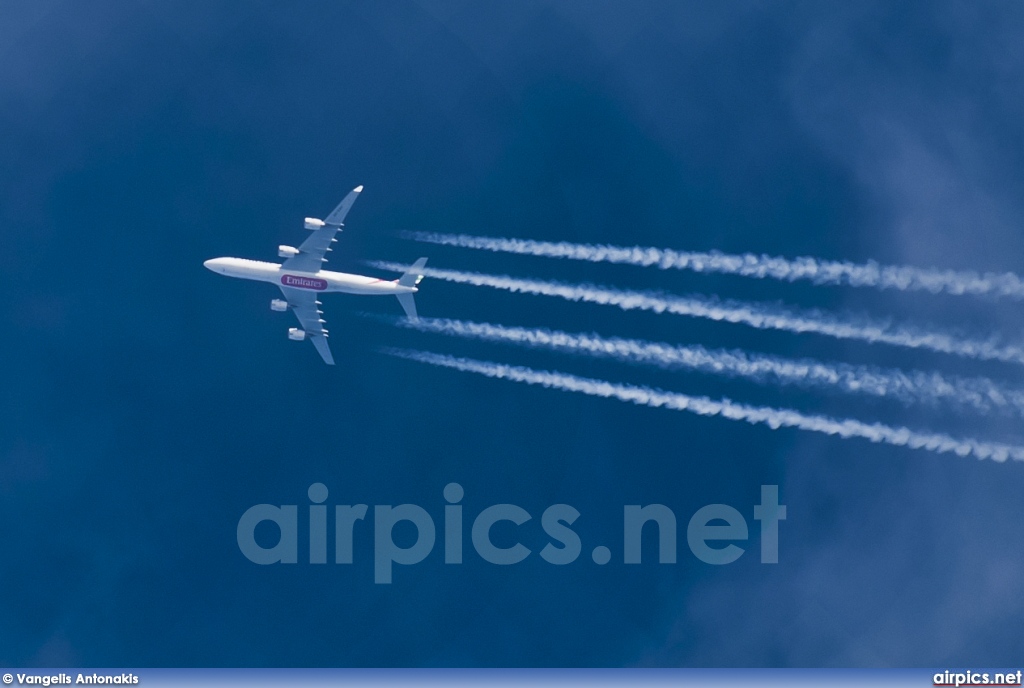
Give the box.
[270,299,288,312]
[288,327,306,341]
[304,217,325,231]
[278,245,299,258]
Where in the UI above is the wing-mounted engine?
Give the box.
[304,217,324,231]
[278,245,299,258]
[288,328,306,341]
[270,299,289,312]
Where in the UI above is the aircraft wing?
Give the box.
[279,286,335,365]
[282,186,363,273]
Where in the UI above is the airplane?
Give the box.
[203,185,427,365]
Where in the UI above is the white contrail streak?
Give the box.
[368,261,1024,365]
[382,348,1024,462]
[403,231,1024,299]
[379,316,1024,416]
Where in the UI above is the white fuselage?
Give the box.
[203,257,417,296]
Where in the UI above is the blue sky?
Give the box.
[2,0,1024,667]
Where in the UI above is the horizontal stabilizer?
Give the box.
[397,257,428,288]
[396,293,418,320]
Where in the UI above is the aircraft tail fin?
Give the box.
[396,293,417,320]
[397,257,428,287]
[394,258,426,319]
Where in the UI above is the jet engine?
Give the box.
[304,217,324,231]
[270,299,288,312]
[278,245,299,258]
[288,328,306,341]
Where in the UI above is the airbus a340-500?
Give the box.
[204,186,426,365]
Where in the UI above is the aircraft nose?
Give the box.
[203,259,218,271]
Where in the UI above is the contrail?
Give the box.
[368,261,1024,365]
[402,231,1024,300]
[382,348,1024,462]
[376,315,1024,416]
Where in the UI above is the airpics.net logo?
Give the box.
[236,483,786,584]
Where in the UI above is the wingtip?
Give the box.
[354,185,364,193]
